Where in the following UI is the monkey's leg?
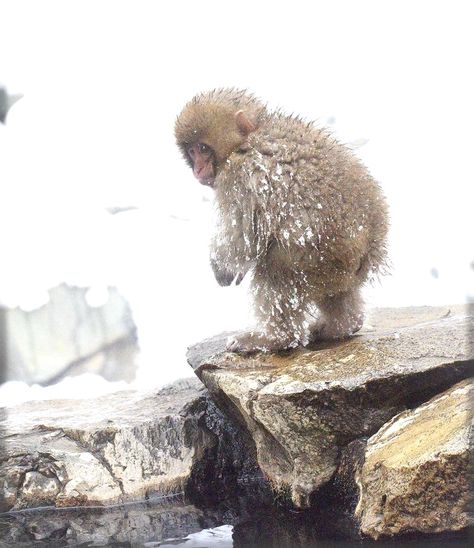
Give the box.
[227,273,309,353]
[310,288,364,341]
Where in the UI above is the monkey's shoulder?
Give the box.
[240,118,350,168]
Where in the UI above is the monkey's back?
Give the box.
[219,114,388,292]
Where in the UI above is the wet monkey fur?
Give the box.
[175,89,388,352]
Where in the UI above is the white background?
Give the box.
[0,0,473,399]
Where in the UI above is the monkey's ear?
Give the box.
[235,110,256,136]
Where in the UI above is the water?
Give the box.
[0,495,470,547]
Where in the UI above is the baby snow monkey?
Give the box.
[175,89,388,352]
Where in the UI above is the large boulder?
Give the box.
[187,304,473,508]
[0,379,200,510]
[356,378,473,539]
[0,377,269,512]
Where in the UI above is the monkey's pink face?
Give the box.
[187,143,216,187]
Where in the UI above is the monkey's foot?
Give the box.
[226,331,297,354]
[308,315,363,342]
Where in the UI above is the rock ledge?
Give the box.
[187,304,473,512]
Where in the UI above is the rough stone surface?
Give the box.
[187,304,473,507]
[0,497,217,547]
[5,283,138,385]
[356,378,474,539]
[0,378,214,511]
[0,377,270,512]
[1,304,473,543]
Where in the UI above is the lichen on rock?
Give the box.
[356,377,474,539]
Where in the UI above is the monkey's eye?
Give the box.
[198,143,212,156]
[187,143,212,161]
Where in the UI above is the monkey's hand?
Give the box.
[211,259,244,287]
[234,271,245,285]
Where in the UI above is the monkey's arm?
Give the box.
[209,205,263,286]
[211,155,278,286]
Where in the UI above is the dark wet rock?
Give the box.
[187,304,473,508]
[328,437,368,514]
[186,394,272,506]
[356,378,474,539]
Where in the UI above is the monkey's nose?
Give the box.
[195,165,205,178]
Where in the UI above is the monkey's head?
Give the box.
[175,88,266,187]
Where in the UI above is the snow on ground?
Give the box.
[0,375,130,407]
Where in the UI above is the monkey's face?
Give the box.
[186,142,216,187]
[175,91,260,188]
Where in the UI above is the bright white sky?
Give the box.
[0,0,473,394]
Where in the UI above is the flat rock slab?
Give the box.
[187,305,473,507]
[0,378,213,511]
[0,496,214,547]
[356,378,473,539]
